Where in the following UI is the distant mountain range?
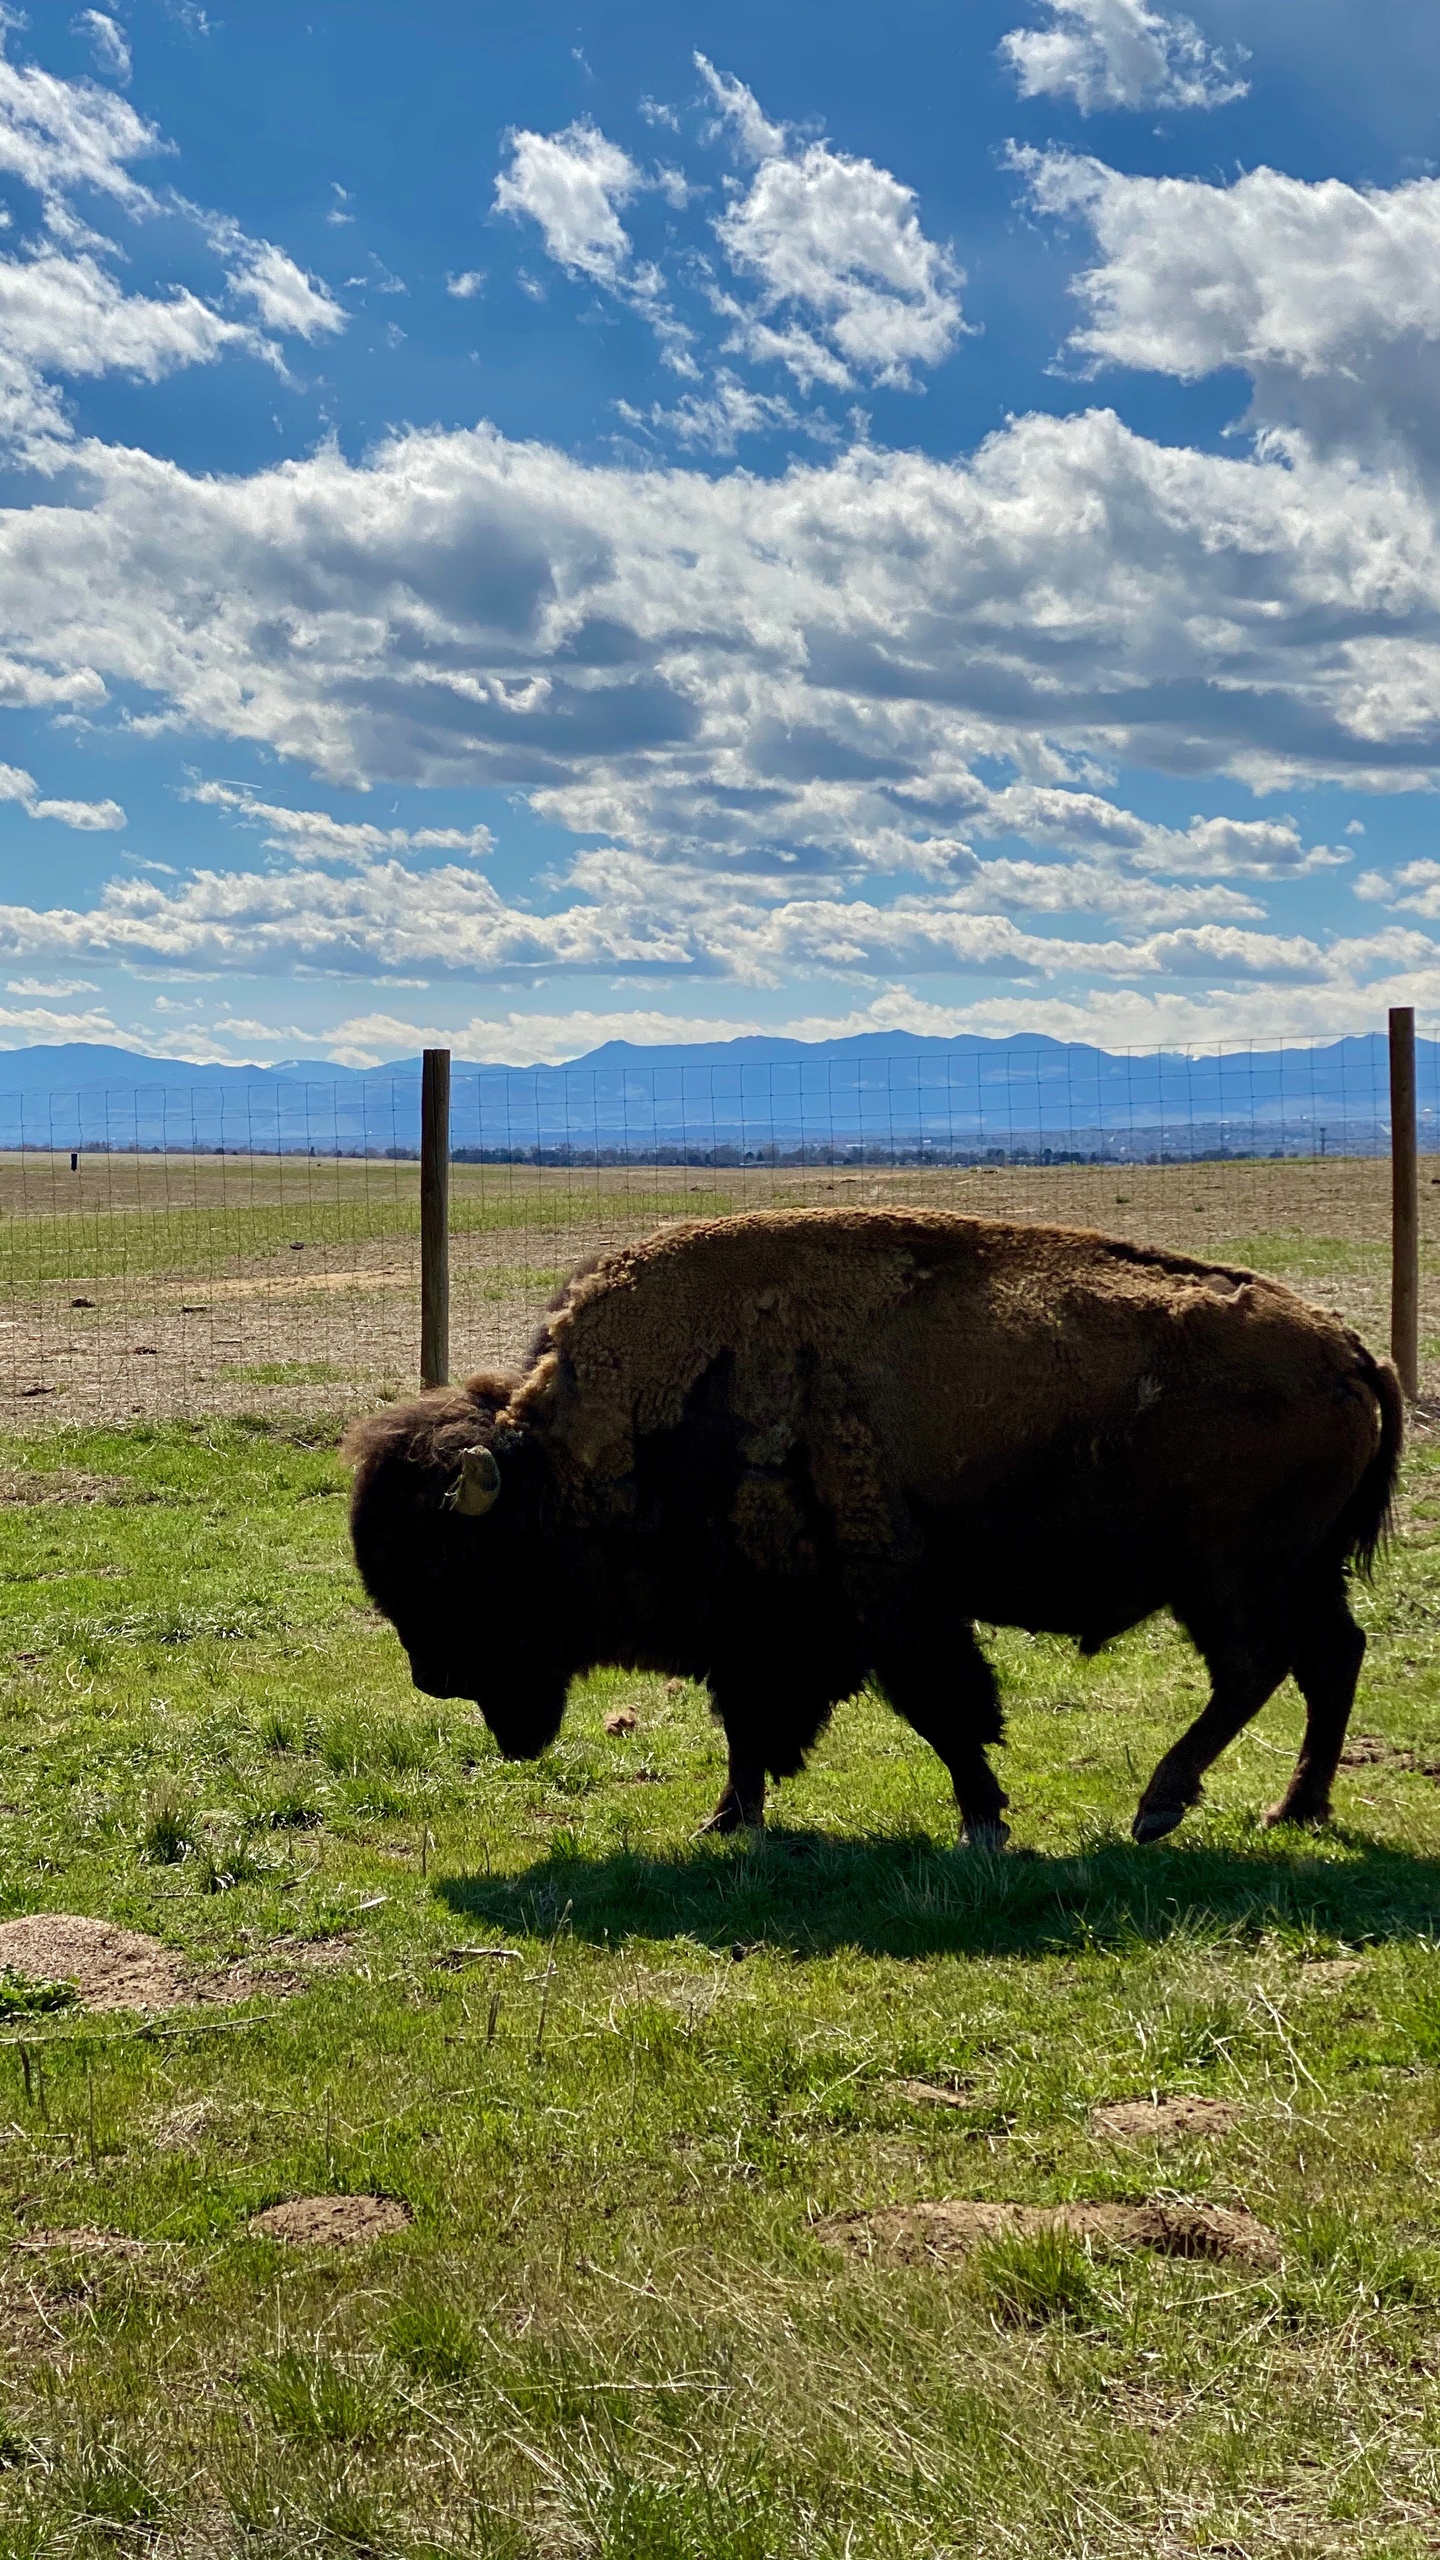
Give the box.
[0,1030,1425,1159]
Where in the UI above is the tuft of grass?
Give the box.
[245,2348,398,2446]
[969,2226,1105,2328]
[140,1776,197,1865]
[62,2432,171,2533]
[386,2294,481,2384]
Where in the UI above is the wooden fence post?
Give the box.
[420,1048,451,1389]
[1390,1006,1419,1399]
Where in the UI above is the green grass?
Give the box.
[0,1183,739,1287]
[218,1360,350,1387]
[0,1418,1437,2552]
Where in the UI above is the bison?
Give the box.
[344,1209,1401,1846]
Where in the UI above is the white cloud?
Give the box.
[0,29,346,457]
[187,782,493,865]
[617,370,808,455]
[1000,0,1247,114]
[73,12,131,85]
[492,119,693,371]
[446,269,485,300]
[1028,152,1440,382]
[706,70,962,390]
[0,28,159,213]
[0,830,1401,1001]
[1022,150,1440,468]
[694,57,788,163]
[5,974,98,995]
[0,762,123,828]
[494,120,642,287]
[3,404,1438,870]
[0,998,122,1043]
[0,245,251,378]
[223,240,345,341]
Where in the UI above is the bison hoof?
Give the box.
[698,1799,761,1837]
[1262,1798,1330,1830]
[1132,1800,1188,1844]
[961,1819,1010,1852]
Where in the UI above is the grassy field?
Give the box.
[0,1417,1434,2556]
[0,1148,1431,1429]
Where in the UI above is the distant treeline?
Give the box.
[7,1134,1406,1167]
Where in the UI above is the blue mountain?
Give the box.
[0,1030,1421,1160]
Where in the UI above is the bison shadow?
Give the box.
[435,1825,1440,1962]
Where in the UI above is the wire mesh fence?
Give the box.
[0,1031,1432,1429]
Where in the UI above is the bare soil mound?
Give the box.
[0,1914,188,2010]
[1090,2095,1240,2143]
[248,2195,412,2247]
[0,1469,131,1506]
[821,2199,1277,2267]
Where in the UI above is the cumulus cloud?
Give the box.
[0,825,1403,1004]
[0,762,123,828]
[492,119,693,370]
[702,61,962,391]
[1,406,1435,867]
[1022,150,1440,467]
[1355,861,1440,921]
[1000,0,1247,114]
[494,120,641,286]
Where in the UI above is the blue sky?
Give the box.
[0,1,1438,1063]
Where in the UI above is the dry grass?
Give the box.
[0,1149,1423,1429]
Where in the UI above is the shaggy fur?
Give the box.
[344,1209,1403,1843]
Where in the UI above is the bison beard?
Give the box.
[342,1210,1403,1847]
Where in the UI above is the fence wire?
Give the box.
[0,1034,1429,1429]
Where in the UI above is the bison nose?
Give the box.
[408,1656,455,1698]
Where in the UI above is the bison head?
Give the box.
[341,1377,574,1759]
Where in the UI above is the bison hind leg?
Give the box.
[1262,1567,1366,1830]
[1133,1597,1291,1844]
[872,1626,1010,1848]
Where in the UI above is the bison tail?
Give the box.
[1338,1342,1406,1581]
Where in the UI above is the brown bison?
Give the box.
[343,1209,1401,1846]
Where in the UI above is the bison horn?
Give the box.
[450,1446,501,1516]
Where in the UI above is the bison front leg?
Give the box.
[873,1630,1010,1849]
[697,1723,767,1835]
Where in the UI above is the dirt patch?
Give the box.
[821,2198,1278,2268]
[1090,2095,1241,2143]
[603,1707,639,1736]
[0,1469,131,1505]
[0,1914,190,2010]
[1299,1957,1366,1984]
[248,2195,411,2247]
[891,2078,977,2110]
[11,2228,145,2258]
[1340,1735,1440,1776]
